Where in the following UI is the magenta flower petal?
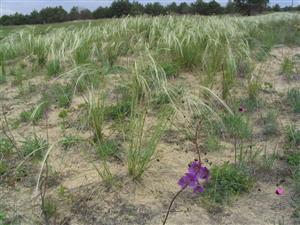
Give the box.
[239,106,246,112]
[275,187,284,195]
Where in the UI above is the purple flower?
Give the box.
[199,166,209,181]
[178,173,198,188]
[178,160,210,193]
[188,161,202,176]
[188,161,210,180]
[193,185,204,193]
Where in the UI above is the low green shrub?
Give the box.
[287,88,300,113]
[20,101,49,123]
[222,114,252,140]
[287,152,300,167]
[42,83,73,108]
[203,163,254,204]
[262,111,279,136]
[47,59,61,77]
[160,62,180,78]
[281,57,294,78]
[60,135,82,150]
[0,137,14,155]
[96,140,120,159]
[203,134,221,152]
[21,136,48,160]
[105,99,131,120]
[0,161,7,175]
[286,125,300,148]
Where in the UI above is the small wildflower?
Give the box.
[193,185,204,193]
[199,166,209,181]
[275,187,284,195]
[239,106,246,113]
[188,161,202,176]
[178,173,198,188]
[178,161,209,193]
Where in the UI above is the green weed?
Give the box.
[160,62,180,78]
[223,114,252,140]
[286,125,300,148]
[0,161,8,175]
[203,163,254,205]
[262,111,280,136]
[0,137,14,155]
[281,57,294,78]
[47,59,61,77]
[11,68,23,86]
[105,99,131,120]
[287,88,300,113]
[42,197,57,219]
[74,45,90,65]
[60,135,82,150]
[42,83,73,108]
[203,134,222,152]
[20,102,48,123]
[287,152,300,167]
[96,140,120,159]
[21,136,48,160]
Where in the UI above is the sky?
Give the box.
[0,0,298,16]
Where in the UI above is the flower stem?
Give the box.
[162,186,186,225]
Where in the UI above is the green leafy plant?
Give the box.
[21,102,48,123]
[11,68,23,86]
[0,210,7,223]
[281,57,294,78]
[223,113,252,164]
[287,88,300,113]
[96,139,120,159]
[160,62,180,78]
[0,137,14,155]
[42,83,73,108]
[292,168,300,218]
[128,106,172,179]
[262,110,280,136]
[203,163,254,204]
[60,135,81,150]
[105,99,131,120]
[58,109,68,136]
[20,102,48,123]
[248,77,261,101]
[286,125,300,148]
[0,161,8,175]
[42,197,57,219]
[47,59,61,77]
[287,152,300,167]
[21,135,48,160]
[0,70,6,84]
[74,44,90,65]
[203,134,221,152]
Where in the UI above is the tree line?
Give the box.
[0,0,299,26]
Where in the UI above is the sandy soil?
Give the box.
[0,47,299,225]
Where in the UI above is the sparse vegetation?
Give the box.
[287,88,300,113]
[262,111,280,136]
[47,59,61,77]
[21,135,48,160]
[203,163,254,205]
[281,57,294,79]
[286,125,300,148]
[0,12,300,225]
